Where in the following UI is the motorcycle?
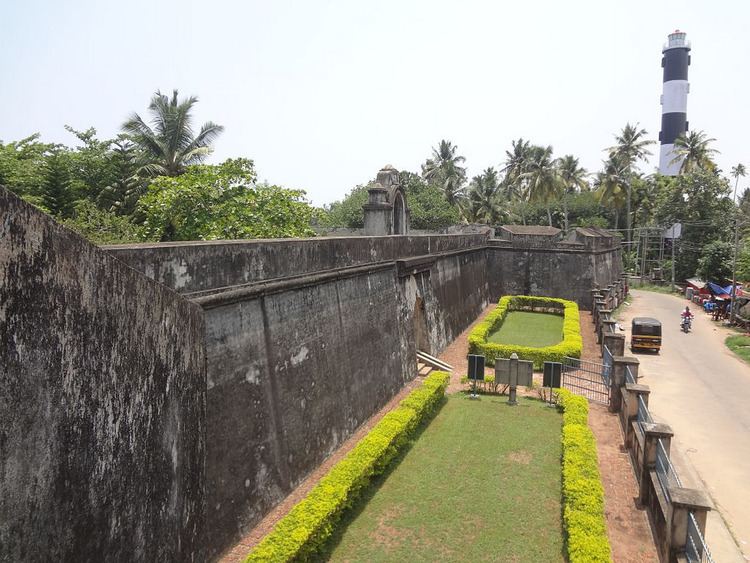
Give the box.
[680,315,692,333]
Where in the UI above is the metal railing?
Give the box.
[625,365,636,385]
[686,511,715,562]
[655,438,682,502]
[636,395,652,440]
[602,345,613,386]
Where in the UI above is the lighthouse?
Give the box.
[658,30,691,175]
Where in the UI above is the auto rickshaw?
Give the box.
[631,317,662,353]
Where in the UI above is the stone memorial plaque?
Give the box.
[495,358,510,385]
[517,360,533,387]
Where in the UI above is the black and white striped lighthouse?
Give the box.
[658,30,691,175]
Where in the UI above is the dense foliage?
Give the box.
[0,90,317,245]
[246,370,450,562]
[2,91,747,281]
[138,159,314,241]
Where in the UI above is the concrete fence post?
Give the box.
[611,356,640,414]
[667,489,713,562]
[621,381,649,445]
[599,318,616,345]
[593,297,605,325]
[603,333,625,357]
[639,422,673,505]
[596,310,613,343]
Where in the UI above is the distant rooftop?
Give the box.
[500,225,561,236]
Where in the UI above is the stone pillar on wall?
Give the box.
[611,356,639,413]
[363,183,392,236]
[603,333,625,357]
[668,490,713,562]
[639,422,674,505]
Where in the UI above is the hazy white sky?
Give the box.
[2,0,748,204]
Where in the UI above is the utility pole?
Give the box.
[671,236,676,287]
[730,212,740,326]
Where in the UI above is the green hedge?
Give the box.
[468,295,582,368]
[558,389,612,563]
[245,371,451,562]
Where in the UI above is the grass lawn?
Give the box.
[487,311,563,347]
[324,395,563,563]
[725,334,750,365]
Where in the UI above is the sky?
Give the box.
[1,0,749,205]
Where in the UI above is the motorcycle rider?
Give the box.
[681,306,694,330]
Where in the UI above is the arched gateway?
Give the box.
[363,165,410,236]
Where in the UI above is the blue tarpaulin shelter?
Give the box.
[707,282,732,299]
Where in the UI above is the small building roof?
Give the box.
[685,278,706,289]
[500,225,561,236]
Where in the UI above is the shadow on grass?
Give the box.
[315,396,448,560]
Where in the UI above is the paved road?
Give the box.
[621,290,750,562]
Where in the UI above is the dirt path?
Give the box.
[579,310,658,563]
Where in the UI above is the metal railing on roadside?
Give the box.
[686,511,715,562]
[625,365,636,385]
[636,395,652,440]
[655,438,682,502]
[602,345,613,386]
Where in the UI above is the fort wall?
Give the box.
[0,188,206,562]
[1,184,622,560]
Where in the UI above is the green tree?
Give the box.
[0,134,55,198]
[464,167,505,224]
[61,200,142,244]
[652,171,734,280]
[64,126,115,202]
[421,139,467,204]
[123,90,224,177]
[400,171,460,230]
[697,240,733,281]
[501,138,536,224]
[322,184,370,228]
[556,155,588,233]
[41,151,75,218]
[607,123,654,244]
[731,163,746,204]
[595,154,628,231]
[97,136,144,214]
[522,145,560,226]
[138,158,314,241]
[669,130,719,174]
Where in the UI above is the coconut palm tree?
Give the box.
[522,145,561,227]
[607,123,654,245]
[122,90,224,177]
[465,167,505,224]
[669,130,719,174]
[731,163,747,204]
[502,138,533,201]
[595,154,628,231]
[422,139,467,205]
[556,155,588,234]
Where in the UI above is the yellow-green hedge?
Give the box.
[468,295,582,368]
[558,389,612,563]
[245,371,450,562]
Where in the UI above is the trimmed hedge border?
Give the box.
[468,295,582,368]
[245,371,450,562]
[558,389,612,562]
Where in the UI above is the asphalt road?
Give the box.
[620,290,750,562]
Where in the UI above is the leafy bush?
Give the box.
[468,295,582,368]
[246,371,450,562]
[558,389,612,562]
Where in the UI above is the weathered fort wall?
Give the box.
[0,188,206,562]
[1,184,622,561]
